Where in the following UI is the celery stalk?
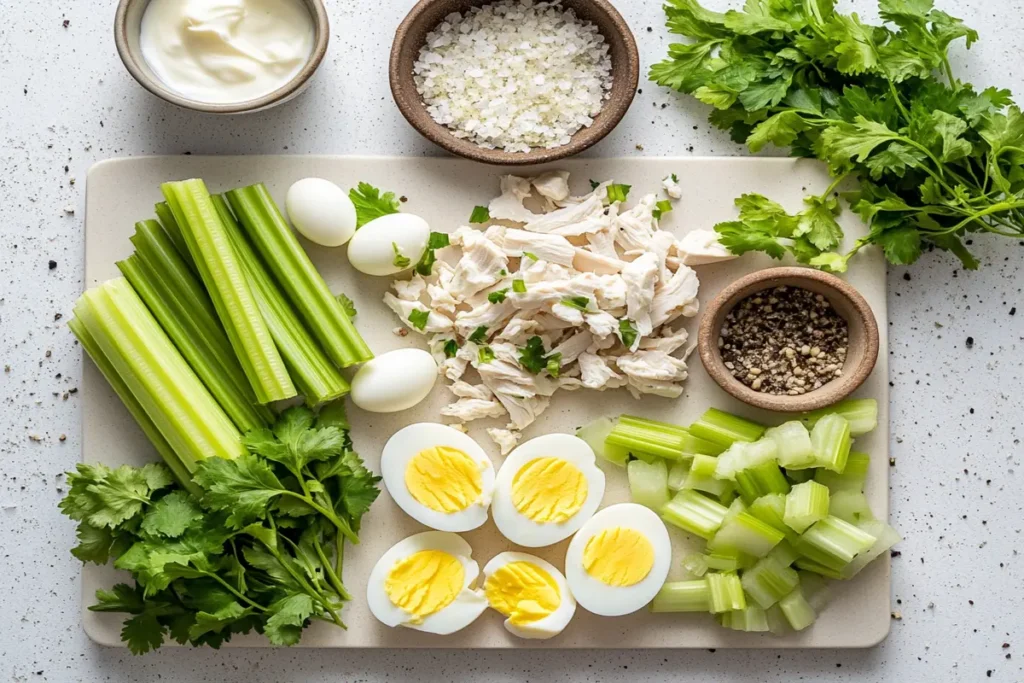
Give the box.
[810,414,851,473]
[577,417,625,466]
[815,451,870,492]
[690,453,717,477]
[764,421,815,469]
[651,580,711,612]
[154,200,190,262]
[718,605,770,632]
[779,588,817,631]
[74,278,244,473]
[734,460,791,503]
[828,490,874,524]
[796,571,832,611]
[784,480,830,533]
[708,511,785,557]
[627,458,671,510]
[840,520,900,578]
[607,415,721,460]
[661,490,728,540]
[765,605,790,635]
[226,183,373,367]
[794,515,877,570]
[706,572,746,613]
[668,459,690,491]
[212,196,350,405]
[793,557,843,579]
[163,179,295,403]
[748,494,791,536]
[801,398,878,436]
[689,408,766,448]
[741,556,800,609]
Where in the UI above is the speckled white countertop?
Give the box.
[1,0,1022,681]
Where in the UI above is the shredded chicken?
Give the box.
[487,427,522,456]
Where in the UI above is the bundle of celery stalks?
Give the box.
[579,399,899,634]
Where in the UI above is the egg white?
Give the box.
[347,213,430,276]
[366,531,488,635]
[285,178,357,247]
[381,423,495,532]
[482,551,576,640]
[564,503,672,617]
[350,348,438,413]
[491,434,606,548]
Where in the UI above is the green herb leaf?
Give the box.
[443,339,459,358]
[408,309,430,331]
[336,293,357,318]
[652,200,673,220]
[469,206,491,223]
[478,346,496,364]
[559,296,590,312]
[349,182,400,229]
[140,491,203,539]
[391,243,411,269]
[618,319,639,349]
[517,336,549,374]
[488,288,509,304]
[512,279,526,293]
[469,325,489,344]
[606,184,632,204]
[546,353,563,378]
[523,252,538,261]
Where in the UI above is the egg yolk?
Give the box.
[511,457,588,524]
[405,446,483,513]
[384,549,465,622]
[582,527,655,587]
[484,561,561,626]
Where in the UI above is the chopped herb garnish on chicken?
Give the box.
[469,206,490,223]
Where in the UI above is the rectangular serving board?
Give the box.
[82,156,890,649]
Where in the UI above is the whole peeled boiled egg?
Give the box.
[491,433,605,548]
[347,213,430,276]
[381,423,495,532]
[367,531,488,635]
[482,552,576,639]
[350,348,438,413]
[564,503,672,617]
[285,178,357,247]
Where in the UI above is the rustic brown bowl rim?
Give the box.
[114,0,329,114]
[389,0,640,165]
[698,267,880,413]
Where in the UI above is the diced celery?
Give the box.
[607,415,720,460]
[226,183,373,367]
[828,490,875,524]
[684,470,731,497]
[796,571,832,611]
[628,458,671,510]
[779,588,817,631]
[793,557,843,579]
[764,421,816,469]
[784,480,830,533]
[707,547,755,571]
[801,398,878,436]
[682,553,709,577]
[741,556,800,609]
[708,511,784,557]
[689,408,766,448]
[718,485,739,506]
[840,520,901,579]
[577,417,625,466]
[718,605,770,632]
[785,468,815,483]
[154,200,190,261]
[722,497,748,525]
[815,451,870,492]
[810,414,851,473]
[650,580,711,612]
[748,494,790,535]
[715,439,778,480]
[734,460,791,503]
[766,539,799,567]
[794,515,877,570]
[668,460,690,491]
[765,604,790,635]
[706,572,746,613]
[691,453,718,477]
[661,490,728,540]
[163,179,296,403]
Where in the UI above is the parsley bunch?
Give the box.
[60,403,380,654]
[651,0,1024,271]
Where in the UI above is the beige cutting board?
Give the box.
[81,156,890,649]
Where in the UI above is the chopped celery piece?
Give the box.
[748,494,791,535]
[765,604,790,635]
[706,547,755,571]
[226,183,373,367]
[163,179,295,403]
[721,497,747,525]
[708,511,784,557]
[718,605,769,632]
[793,557,843,579]
[779,588,817,631]
[797,571,832,611]
[607,415,719,460]
[741,556,800,609]
[784,481,830,533]
[734,460,791,503]
[73,278,244,475]
[684,470,731,497]
[628,458,671,510]
[801,398,878,436]
[815,451,870,492]
[810,413,851,473]
[651,580,711,612]
[154,200,190,261]
[668,459,690,490]
[766,539,799,567]
[689,408,766,448]
[120,221,272,432]
[661,490,728,540]
[715,439,778,480]
[682,553,709,577]
[794,515,877,570]
[706,572,746,613]
[828,490,874,524]
[785,468,815,483]
[840,521,901,579]
[764,421,815,469]
[718,485,739,506]
[690,453,718,477]
[212,196,350,405]
[577,417,625,466]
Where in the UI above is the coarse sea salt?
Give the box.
[412,0,613,154]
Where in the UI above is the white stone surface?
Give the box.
[0,0,1021,681]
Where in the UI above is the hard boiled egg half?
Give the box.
[491,434,606,547]
[381,423,495,532]
[367,531,487,635]
[482,552,576,639]
[564,503,672,617]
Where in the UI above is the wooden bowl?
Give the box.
[389,0,640,165]
[698,268,880,413]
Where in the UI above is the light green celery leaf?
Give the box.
[316,401,350,431]
[337,293,357,318]
[649,41,718,92]
[826,13,881,75]
[349,182,400,229]
[241,428,289,462]
[796,195,844,250]
[241,523,279,550]
[874,226,923,264]
[787,235,823,263]
[294,526,324,585]
[340,465,383,531]
[695,85,739,109]
[863,142,927,179]
[272,406,317,449]
[140,491,203,538]
[746,111,809,152]
[875,39,932,82]
[978,106,1024,152]
[293,427,347,467]
[738,73,794,111]
[724,9,793,34]
[264,593,316,646]
[807,251,851,273]
[919,177,944,203]
[878,0,933,17]
[849,186,915,223]
[782,87,822,114]
[242,545,304,589]
[819,117,899,173]
[193,455,286,529]
[71,523,115,564]
[122,612,166,655]
[715,220,788,259]
[930,111,973,162]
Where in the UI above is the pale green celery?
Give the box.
[735,460,791,503]
[718,485,739,507]
[810,414,851,473]
[741,556,800,609]
[801,398,878,436]
[708,511,785,557]
[661,490,728,540]
[748,494,791,536]
[722,497,748,525]
[784,480,831,533]
[689,408,765,449]
[682,553,709,577]
[793,557,843,579]
[764,421,816,469]
[766,539,799,567]
[690,453,717,477]
[794,515,877,571]
[828,490,874,524]
[785,468,816,483]
[120,221,272,432]
[715,439,778,480]
[73,278,244,474]
[627,458,671,510]
[718,605,770,632]
[685,469,731,497]
[212,196,350,405]
[650,580,711,612]
[706,572,746,613]
[779,588,817,631]
[226,183,373,367]
[69,316,201,498]
[163,179,295,403]
[607,415,719,460]
[840,521,901,579]
[668,459,690,491]
[796,571,832,611]
[154,200,190,261]
[765,604,790,635]
[706,547,755,571]
[815,451,870,492]
[577,417,624,466]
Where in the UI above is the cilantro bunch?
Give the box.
[651,0,1024,271]
[60,403,380,654]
